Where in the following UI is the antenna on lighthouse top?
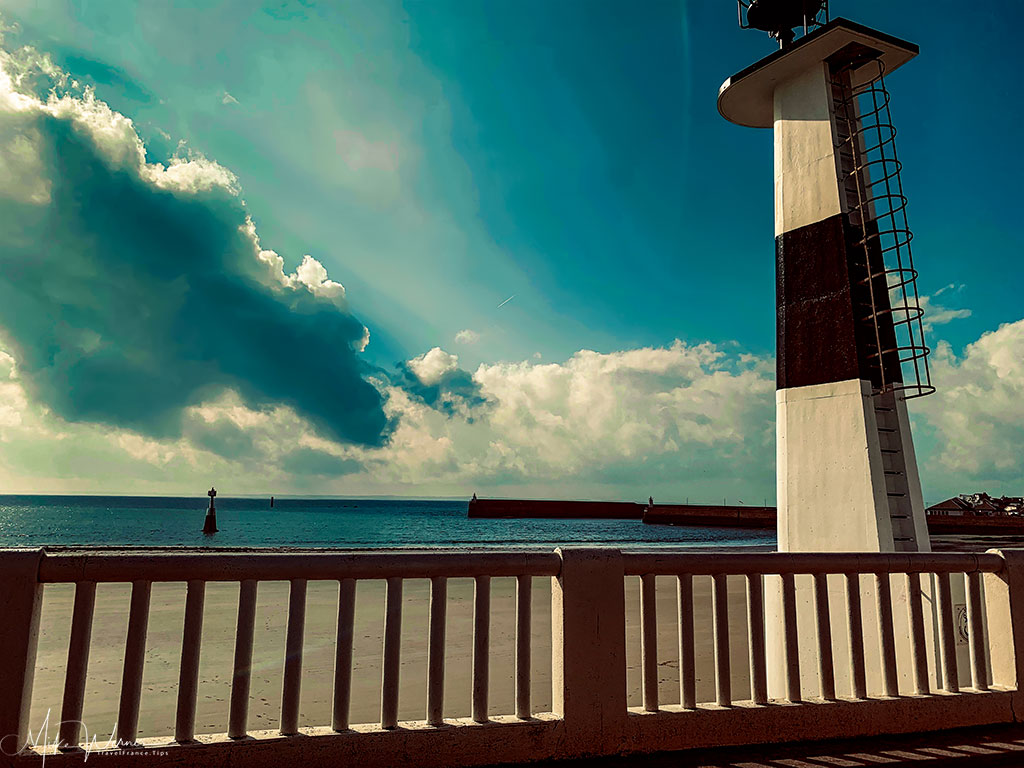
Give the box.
[737,0,829,48]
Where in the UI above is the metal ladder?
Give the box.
[831,62,927,553]
[873,391,919,551]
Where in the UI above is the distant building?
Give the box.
[927,492,1024,517]
[927,497,973,517]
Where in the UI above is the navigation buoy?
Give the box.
[203,487,218,534]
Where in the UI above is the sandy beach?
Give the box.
[27,575,753,742]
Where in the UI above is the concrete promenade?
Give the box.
[488,723,1024,767]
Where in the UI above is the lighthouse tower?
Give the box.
[720,3,946,696]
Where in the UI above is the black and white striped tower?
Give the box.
[721,6,944,695]
[720,12,933,555]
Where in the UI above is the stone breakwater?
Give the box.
[469,497,1024,535]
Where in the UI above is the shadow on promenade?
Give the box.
[485,722,1024,768]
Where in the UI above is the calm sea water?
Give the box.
[0,495,775,550]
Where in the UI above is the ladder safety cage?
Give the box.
[830,57,935,400]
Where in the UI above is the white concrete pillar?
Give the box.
[982,550,1024,706]
[776,380,894,553]
[552,548,627,756]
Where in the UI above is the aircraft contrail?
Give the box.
[496,295,515,308]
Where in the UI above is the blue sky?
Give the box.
[0,0,1020,501]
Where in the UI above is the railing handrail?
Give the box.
[36,550,563,583]
[26,548,1007,582]
[622,551,1004,576]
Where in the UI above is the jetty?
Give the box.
[643,503,776,528]
[469,497,1024,535]
[645,504,1024,535]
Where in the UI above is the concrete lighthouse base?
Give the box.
[766,380,951,698]
[776,379,893,553]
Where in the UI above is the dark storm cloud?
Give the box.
[0,98,391,447]
[280,447,361,476]
[185,418,259,459]
[396,362,489,420]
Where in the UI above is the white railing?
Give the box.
[2,547,1024,768]
[623,551,1001,709]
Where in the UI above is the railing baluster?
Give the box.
[281,578,307,735]
[677,574,696,709]
[0,549,43,755]
[515,574,532,719]
[936,571,959,693]
[427,576,447,726]
[640,573,659,711]
[229,579,258,739]
[781,572,800,703]
[472,575,491,723]
[712,573,731,706]
[58,581,96,750]
[966,571,989,691]
[333,578,357,731]
[116,580,151,746]
[175,580,206,743]
[875,573,899,697]
[845,573,867,699]
[813,573,836,700]
[746,573,767,705]
[381,576,403,729]
[905,572,930,695]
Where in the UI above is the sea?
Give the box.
[0,495,776,550]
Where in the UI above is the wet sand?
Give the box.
[28,575,752,742]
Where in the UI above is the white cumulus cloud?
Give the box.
[917,319,1024,484]
[360,340,777,498]
[407,347,460,386]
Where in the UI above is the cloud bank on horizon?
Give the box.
[0,33,1019,502]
